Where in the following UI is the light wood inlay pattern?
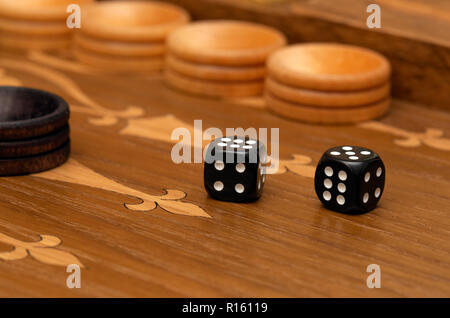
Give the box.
[359,121,450,151]
[268,154,316,178]
[0,232,83,267]
[34,159,210,218]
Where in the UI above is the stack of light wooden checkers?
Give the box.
[265,43,392,124]
[165,20,286,97]
[0,0,93,51]
[0,0,94,50]
[73,1,190,73]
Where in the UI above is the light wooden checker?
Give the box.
[81,1,190,42]
[73,46,164,73]
[0,31,69,51]
[166,54,266,82]
[0,17,69,36]
[167,20,287,66]
[265,92,390,124]
[165,68,264,97]
[0,0,94,21]
[266,77,391,107]
[267,43,391,91]
[74,33,166,57]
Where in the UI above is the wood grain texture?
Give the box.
[164,68,264,97]
[166,54,266,81]
[0,50,449,297]
[74,33,167,57]
[265,92,391,124]
[0,125,69,158]
[0,141,70,176]
[266,78,390,107]
[73,46,164,73]
[266,43,391,92]
[167,20,287,66]
[0,17,70,36]
[0,31,70,51]
[156,0,450,109]
[81,0,190,42]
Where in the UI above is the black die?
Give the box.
[204,136,266,202]
[314,146,385,214]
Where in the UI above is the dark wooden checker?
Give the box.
[0,0,449,297]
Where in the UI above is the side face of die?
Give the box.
[314,146,385,214]
[204,136,266,202]
[357,156,385,212]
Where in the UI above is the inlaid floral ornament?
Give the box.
[359,121,450,151]
[267,154,315,178]
[120,114,211,147]
[0,232,83,267]
[0,58,209,147]
[33,159,211,218]
[28,50,98,75]
[0,58,144,126]
[28,51,265,108]
[0,58,210,218]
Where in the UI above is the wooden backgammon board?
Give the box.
[0,0,449,298]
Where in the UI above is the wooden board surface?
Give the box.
[160,0,450,110]
[0,50,449,297]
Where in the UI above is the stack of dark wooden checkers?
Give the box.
[0,87,70,176]
[265,43,392,124]
[73,1,190,73]
[0,0,93,51]
[165,20,286,97]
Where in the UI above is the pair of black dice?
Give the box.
[204,136,266,202]
[314,146,385,214]
[204,139,385,214]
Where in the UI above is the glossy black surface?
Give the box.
[314,145,385,214]
[204,136,266,202]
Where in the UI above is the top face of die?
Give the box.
[324,145,379,162]
[213,136,261,153]
[206,136,265,164]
